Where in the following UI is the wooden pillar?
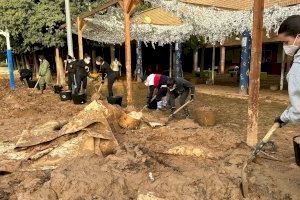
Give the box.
[33,52,39,77]
[169,43,172,77]
[193,49,199,72]
[92,49,96,73]
[55,48,65,85]
[211,45,215,84]
[280,46,286,91]
[110,45,115,63]
[220,46,226,74]
[24,54,30,69]
[124,1,133,105]
[200,47,205,73]
[247,0,264,146]
[77,17,85,59]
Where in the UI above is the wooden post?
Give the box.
[110,45,115,63]
[77,17,85,59]
[169,43,172,77]
[193,48,199,72]
[200,47,205,73]
[280,46,286,91]
[240,30,252,95]
[33,52,39,78]
[92,49,96,73]
[211,45,215,84]
[24,54,30,69]
[124,0,133,105]
[55,48,65,85]
[247,0,264,146]
[175,42,183,78]
[220,46,226,74]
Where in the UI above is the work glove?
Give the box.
[274,116,287,128]
[190,94,194,101]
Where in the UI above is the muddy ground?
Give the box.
[0,75,299,200]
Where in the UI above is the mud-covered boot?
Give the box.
[184,108,191,119]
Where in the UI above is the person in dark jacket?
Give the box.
[143,74,169,110]
[74,54,91,95]
[167,77,195,118]
[19,68,33,86]
[96,56,117,97]
[65,55,77,92]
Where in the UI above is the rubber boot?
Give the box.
[184,108,190,119]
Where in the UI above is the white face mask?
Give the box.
[283,35,300,56]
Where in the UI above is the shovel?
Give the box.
[146,99,194,128]
[241,122,280,197]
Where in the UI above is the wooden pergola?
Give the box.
[76,0,140,105]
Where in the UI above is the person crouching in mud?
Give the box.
[167,77,195,118]
[143,74,169,110]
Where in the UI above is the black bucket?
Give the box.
[147,99,157,110]
[293,136,300,167]
[72,93,87,104]
[107,96,122,106]
[60,91,72,101]
[54,85,63,94]
[27,80,37,88]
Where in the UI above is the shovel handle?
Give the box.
[34,77,41,89]
[262,123,280,143]
[169,99,194,118]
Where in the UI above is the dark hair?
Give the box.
[96,56,104,63]
[278,15,300,37]
[167,78,176,87]
[38,55,45,60]
[83,53,90,59]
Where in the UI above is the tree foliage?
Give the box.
[0,0,107,53]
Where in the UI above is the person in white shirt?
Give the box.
[110,58,122,79]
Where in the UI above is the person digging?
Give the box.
[74,54,91,95]
[38,55,52,94]
[143,73,169,110]
[96,56,117,97]
[65,55,77,93]
[167,77,195,118]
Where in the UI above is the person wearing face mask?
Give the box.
[65,55,77,92]
[167,77,195,118]
[38,55,52,94]
[74,54,91,95]
[275,15,300,127]
[96,56,117,97]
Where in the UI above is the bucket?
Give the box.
[107,96,122,106]
[195,108,216,126]
[60,91,72,101]
[27,80,37,88]
[72,93,87,104]
[293,136,300,167]
[54,85,63,94]
[147,99,157,110]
